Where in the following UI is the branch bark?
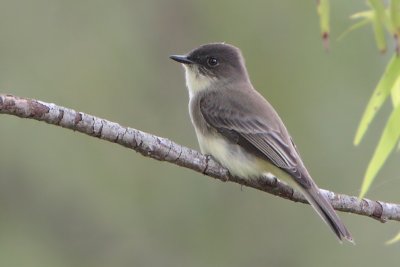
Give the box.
[1,94,399,222]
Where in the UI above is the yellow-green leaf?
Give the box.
[391,75,400,107]
[337,18,370,41]
[338,10,374,41]
[359,104,400,198]
[372,13,387,52]
[354,56,400,145]
[391,77,400,151]
[368,0,391,27]
[386,231,400,245]
[368,0,388,52]
[350,10,374,20]
[390,0,400,33]
[317,0,330,49]
[390,0,400,53]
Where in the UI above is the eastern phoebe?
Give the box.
[170,43,352,242]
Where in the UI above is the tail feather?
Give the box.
[300,184,353,243]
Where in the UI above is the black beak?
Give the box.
[169,55,194,64]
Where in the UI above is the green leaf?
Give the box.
[338,10,374,42]
[368,0,391,28]
[338,10,375,42]
[391,75,400,107]
[359,104,400,198]
[390,0,400,33]
[316,0,330,49]
[350,10,374,20]
[371,12,387,52]
[386,231,400,245]
[368,0,389,52]
[337,18,370,41]
[391,77,400,151]
[390,0,400,53]
[354,56,400,145]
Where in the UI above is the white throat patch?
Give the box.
[183,65,216,98]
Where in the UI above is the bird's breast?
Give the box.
[188,90,291,181]
[195,131,269,179]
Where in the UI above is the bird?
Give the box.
[170,43,353,242]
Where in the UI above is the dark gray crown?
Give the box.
[186,43,248,80]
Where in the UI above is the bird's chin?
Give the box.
[182,63,195,71]
[184,67,215,97]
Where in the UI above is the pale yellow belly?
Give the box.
[196,132,291,182]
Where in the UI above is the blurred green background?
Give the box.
[0,0,400,266]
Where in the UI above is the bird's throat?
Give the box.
[183,66,216,98]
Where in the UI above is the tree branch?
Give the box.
[1,94,399,223]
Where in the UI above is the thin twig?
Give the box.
[1,94,399,222]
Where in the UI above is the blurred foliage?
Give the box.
[386,231,400,244]
[329,0,400,242]
[316,0,330,50]
[0,1,400,266]
[355,56,400,198]
[339,0,400,199]
[317,0,400,200]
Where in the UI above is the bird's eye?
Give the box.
[207,57,219,67]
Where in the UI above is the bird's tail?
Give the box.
[298,182,354,243]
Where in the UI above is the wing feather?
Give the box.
[198,90,352,241]
[199,91,300,175]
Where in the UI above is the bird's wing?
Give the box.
[200,90,353,242]
[199,90,307,183]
